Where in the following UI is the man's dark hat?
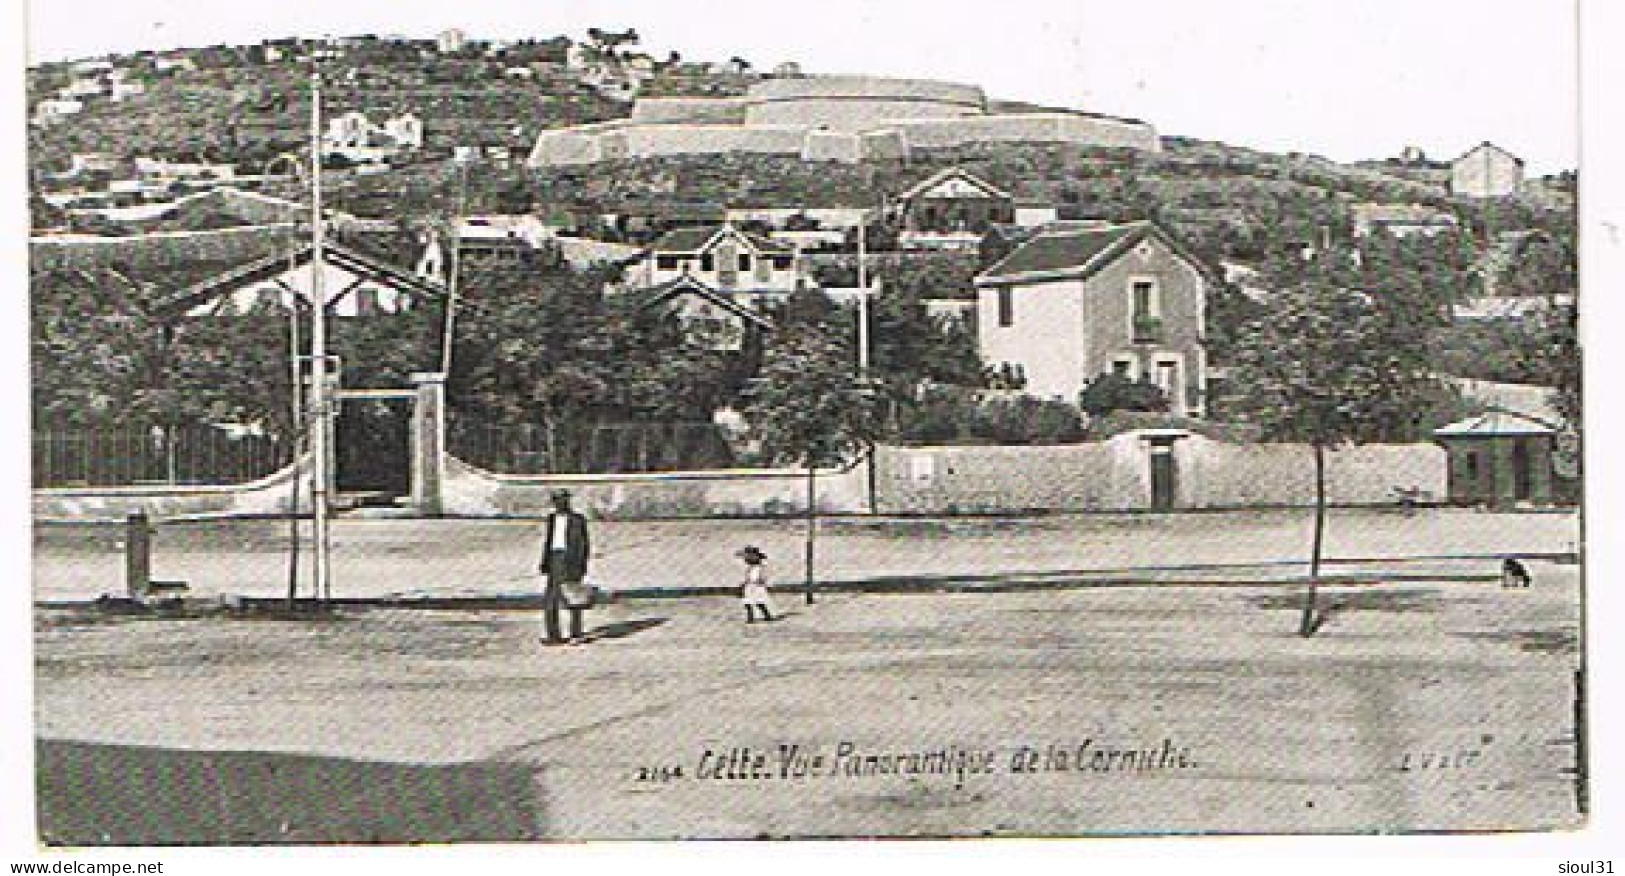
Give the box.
[550,488,573,500]
[737,545,766,561]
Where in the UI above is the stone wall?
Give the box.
[743,76,987,131]
[525,85,1154,169]
[439,456,871,519]
[527,124,619,166]
[873,435,1447,515]
[800,130,865,163]
[891,114,1161,152]
[629,96,749,125]
[32,437,1446,521]
[32,455,315,522]
[621,124,809,158]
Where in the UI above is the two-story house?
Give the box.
[973,220,1210,416]
[898,167,1015,251]
[626,223,804,310]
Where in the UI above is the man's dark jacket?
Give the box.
[539,512,591,581]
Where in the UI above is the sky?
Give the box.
[19,0,1580,175]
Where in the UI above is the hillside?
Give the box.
[30,34,1576,287]
[26,36,753,174]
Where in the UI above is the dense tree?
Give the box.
[745,319,880,601]
[1228,247,1438,637]
[1525,301,1581,433]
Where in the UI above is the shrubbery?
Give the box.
[1077,372,1169,417]
[897,387,1085,445]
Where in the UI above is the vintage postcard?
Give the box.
[11,0,1600,853]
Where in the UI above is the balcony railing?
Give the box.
[1132,315,1164,344]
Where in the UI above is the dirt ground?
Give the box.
[33,533,1584,842]
[32,507,1581,602]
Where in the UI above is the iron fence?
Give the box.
[448,419,740,475]
[32,423,293,488]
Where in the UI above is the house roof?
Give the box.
[634,274,773,330]
[158,242,447,316]
[649,224,793,255]
[899,167,1012,203]
[1454,141,1525,167]
[977,221,1190,286]
[981,223,1037,247]
[1432,409,1555,438]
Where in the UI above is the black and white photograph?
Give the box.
[3,0,1617,863]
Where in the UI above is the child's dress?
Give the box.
[742,564,777,617]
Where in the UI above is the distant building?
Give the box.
[974,220,1210,415]
[773,61,803,78]
[67,152,120,176]
[565,42,592,71]
[382,113,424,150]
[1451,142,1524,199]
[110,78,146,102]
[625,55,657,80]
[134,157,235,180]
[33,99,85,123]
[323,111,421,162]
[1013,201,1059,228]
[437,28,468,54]
[168,242,444,319]
[154,56,197,73]
[898,167,1015,251]
[1433,410,1559,508]
[61,78,107,98]
[325,111,374,149]
[627,223,805,310]
[633,274,773,352]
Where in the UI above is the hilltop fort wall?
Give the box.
[527,75,1159,168]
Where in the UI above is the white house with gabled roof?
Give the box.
[898,167,1014,251]
[974,220,1211,415]
[1451,142,1523,199]
[627,223,805,309]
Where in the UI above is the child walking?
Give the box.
[737,546,778,623]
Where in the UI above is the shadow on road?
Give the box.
[37,738,544,845]
[583,616,668,643]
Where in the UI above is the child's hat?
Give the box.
[737,545,766,561]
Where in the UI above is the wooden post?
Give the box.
[126,512,151,600]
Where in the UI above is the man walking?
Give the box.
[538,488,593,645]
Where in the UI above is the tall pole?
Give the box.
[856,208,870,376]
[804,458,816,605]
[309,61,334,604]
[266,150,309,607]
[286,224,303,608]
[1299,442,1327,638]
[439,158,468,375]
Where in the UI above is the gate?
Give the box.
[1142,432,1186,511]
[334,396,412,497]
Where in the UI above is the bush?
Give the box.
[1077,372,1169,416]
[976,396,1086,444]
[895,387,1085,445]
